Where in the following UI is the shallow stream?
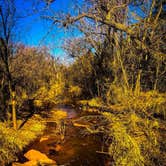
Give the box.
[19,106,111,166]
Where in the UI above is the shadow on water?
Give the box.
[21,106,111,166]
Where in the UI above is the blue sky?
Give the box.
[12,0,151,60]
[14,0,82,59]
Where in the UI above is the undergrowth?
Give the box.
[79,89,166,166]
[103,112,161,166]
[0,115,46,165]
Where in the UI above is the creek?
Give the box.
[18,106,111,166]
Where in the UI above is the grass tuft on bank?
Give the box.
[0,115,46,165]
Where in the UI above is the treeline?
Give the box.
[61,0,166,99]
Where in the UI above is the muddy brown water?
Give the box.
[18,106,111,166]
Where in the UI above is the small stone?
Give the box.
[12,161,38,166]
[55,144,62,151]
[24,149,56,165]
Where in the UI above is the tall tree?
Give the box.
[0,0,17,129]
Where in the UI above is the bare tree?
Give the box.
[0,0,17,129]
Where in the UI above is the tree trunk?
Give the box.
[11,91,17,130]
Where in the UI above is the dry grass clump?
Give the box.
[52,110,67,120]
[103,112,144,166]
[78,97,103,107]
[51,110,67,141]
[102,110,162,166]
[107,85,166,118]
[103,85,165,165]
[126,91,165,118]
[0,115,45,165]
